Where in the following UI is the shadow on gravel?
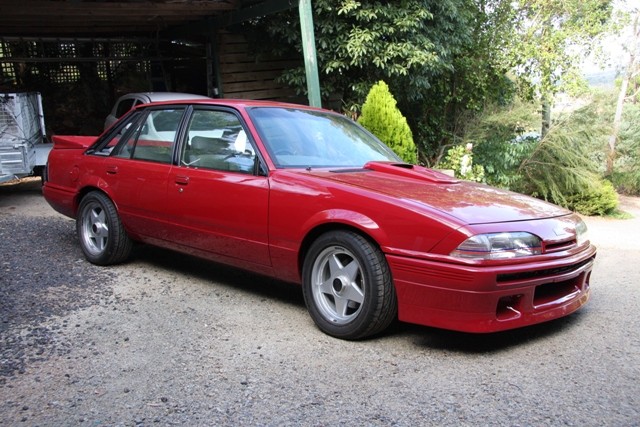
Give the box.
[131,245,306,308]
[389,311,585,353]
[131,245,586,352]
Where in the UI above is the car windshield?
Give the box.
[248,107,401,168]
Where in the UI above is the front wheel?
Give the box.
[77,191,133,265]
[302,230,397,340]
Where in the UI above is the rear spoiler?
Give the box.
[51,135,98,149]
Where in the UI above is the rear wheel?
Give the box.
[77,191,132,265]
[302,230,397,340]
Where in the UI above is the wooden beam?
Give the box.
[0,1,237,17]
[168,0,295,37]
[0,0,239,35]
[215,0,296,27]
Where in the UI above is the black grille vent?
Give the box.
[497,256,595,283]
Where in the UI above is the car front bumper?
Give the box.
[387,246,596,333]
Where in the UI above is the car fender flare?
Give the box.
[74,176,115,215]
[297,209,392,264]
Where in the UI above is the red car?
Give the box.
[43,100,596,340]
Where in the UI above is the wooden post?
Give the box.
[298,0,321,107]
[206,18,223,98]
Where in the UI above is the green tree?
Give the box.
[401,0,516,163]
[460,99,539,189]
[248,0,518,162]
[608,8,640,176]
[251,1,613,164]
[358,81,417,164]
[250,0,456,104]
[507,0,613,136]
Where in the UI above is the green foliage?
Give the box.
[566,180,618,216]
[558,88,640,196]
[248,0,612,170]
[515,105,608,207]
[612,99,640,194]
[611,170,640,195]
[461,100,539,188]
[358,81,417,164]
[250,0,454,103]
[508,0,613,101]
[454,93,620,215]
[475,139,536,189]
[436,145,485,182]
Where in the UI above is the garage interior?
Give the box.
[0,0,319,135]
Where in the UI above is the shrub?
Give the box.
[454,100,540,189]
[566,180,618,216]
[474,138,537,189]
[515,102,608,207]
[437,144,485,182]
[358,81,417,164]
[611,170,640,195]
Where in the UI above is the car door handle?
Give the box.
[175,175,190,185]
[106,165,118,175]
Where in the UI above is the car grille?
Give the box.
[496,256,595,283]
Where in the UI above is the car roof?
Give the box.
[139,98,327,112]
[119,92,212,103]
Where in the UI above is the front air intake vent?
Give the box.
[497,256,595,283]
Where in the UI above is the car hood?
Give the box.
[306,162,569,225]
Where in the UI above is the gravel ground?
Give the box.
[1,178,639,426]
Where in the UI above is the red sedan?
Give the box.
[43,100,596,339]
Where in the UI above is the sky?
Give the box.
[582,0,638,84]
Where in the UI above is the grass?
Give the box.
[606,209,634,220]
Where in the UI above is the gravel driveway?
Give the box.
[1,178,639,426]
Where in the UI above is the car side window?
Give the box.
[111,114,145,159]
[115,98,136,119]
[110,108,185,163]
[181,110,256,174]
[90,111,145,156]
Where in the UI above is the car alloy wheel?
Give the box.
[77,191,132,265]
[302,230,397,340]
[310,245,365,324]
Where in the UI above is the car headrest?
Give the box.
[191,136,227,153]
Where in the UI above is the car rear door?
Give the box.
[165,107,271,267]
[99,107,187,240]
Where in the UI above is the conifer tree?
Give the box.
[358,81,418,164]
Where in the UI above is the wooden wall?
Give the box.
[217,31,303,103]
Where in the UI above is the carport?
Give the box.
[0,0,321,132]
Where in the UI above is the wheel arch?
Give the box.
[74,185,110,217]
[297,215,389,281]
[72,173,116,216]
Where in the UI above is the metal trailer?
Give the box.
[0,92,52,183]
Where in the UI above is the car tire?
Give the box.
[77,191,133,265]
[302,230,397,340]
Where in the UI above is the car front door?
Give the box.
[166,107,271,268]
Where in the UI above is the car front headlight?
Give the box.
[450,232,542,260]
[575,219,589,246]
